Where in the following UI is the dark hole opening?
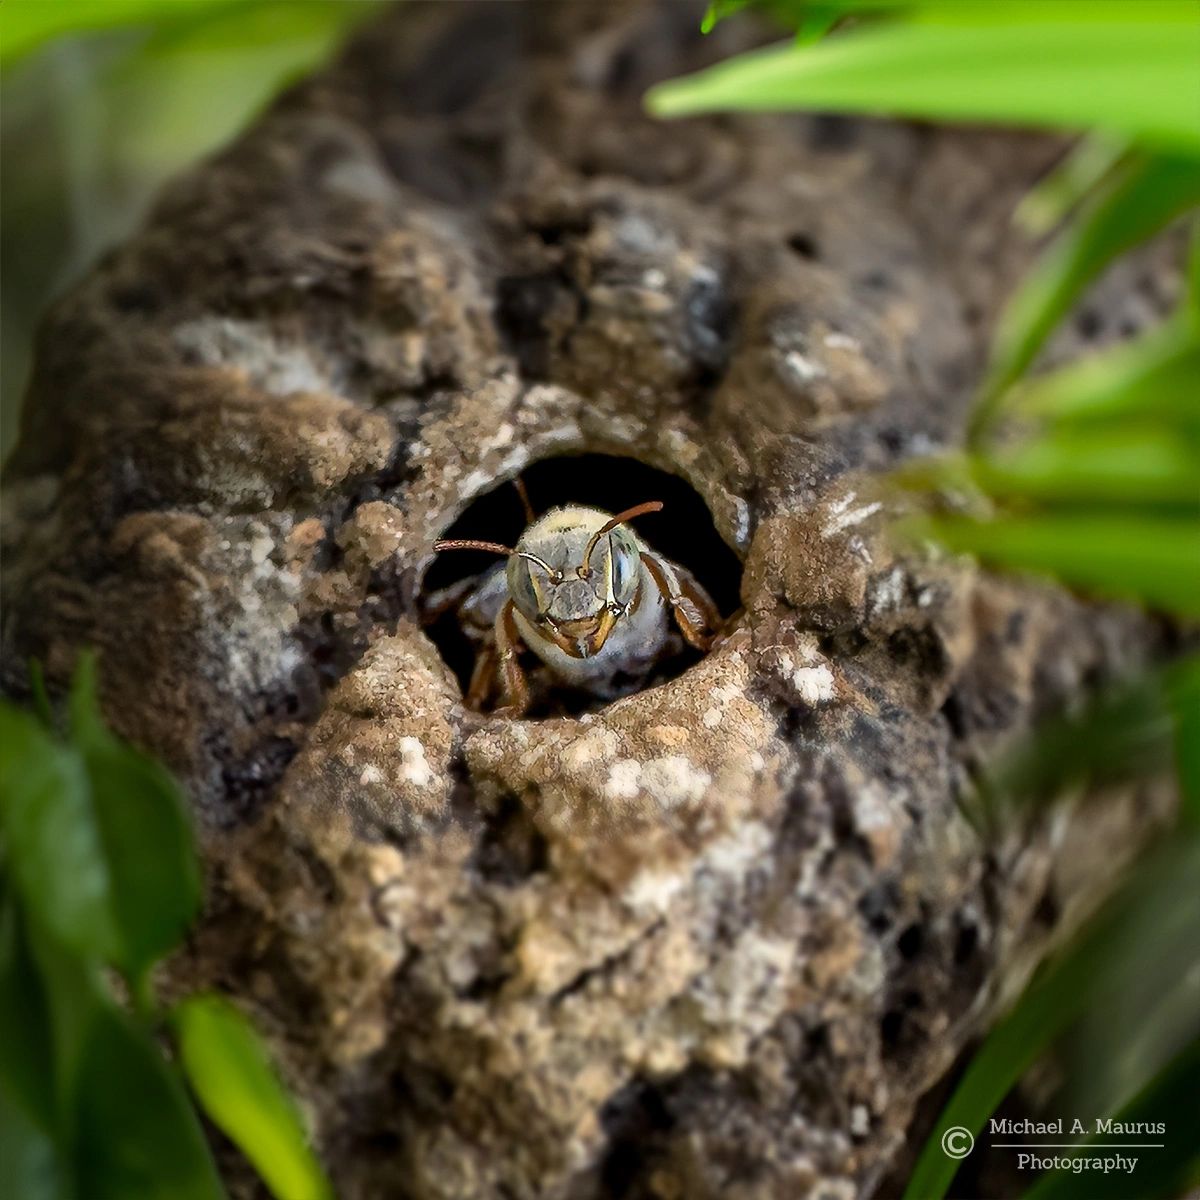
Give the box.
[786,231,820,260]
[422,453,743,716]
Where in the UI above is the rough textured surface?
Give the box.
[0,3,1181,1197]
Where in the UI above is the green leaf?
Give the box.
[646,18,1200,153]
[0,894,57,1134]
[1014,133,1130,236]
[979,154,1200,422]
[134,0,380,58]
[980,665,1181,816]
[0,656,201,988]
[69,654,201,987]
[1167,658,1200,824]
[0,1085,66,1200]
[0,705,118,962]
[173,994,332,1200]
[793,3,847,43]
[701,0,843,40]
[701,0,754,35]
[904,840,1200,1200]
[1024,1038,1200,1200]
[73,1002,225,1200]
[1013,318,1200,428]
[28,660,54,730]
[82,743,200,988]
[1058,845,1200,1122]
[903,906,1118,1199]
[22,911,106,1133]
[913,513,1200,618]
[0,0,243,65]
[972,427,1200,509]
[1189,222,1200,314]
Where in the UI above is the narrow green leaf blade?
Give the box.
[174,994,332,1200]
[974,428,1200,508]
[0,894,58,1134]
[0,1086,66,1200]
[73,1003,226,1200]
[1014,319,1200,427]
[1167,659,1200,824]
[0,0,242,65]
[915,514,1200,618]
[794,3,846,44]
[0,706,117,962]
[27,661,54,730]
[84,743,201,984]
[982,154,1200,412]
[1014,133,1130,236]
[69,655,201,984]
[983,667,1179,812]
[646,21,1200,153]
[902,910,1119,1199]
[701,0,754,34]
[1024,1038,1200,1200]
[904,841,1200,1200]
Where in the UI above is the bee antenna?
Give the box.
[515,551,559,577]
[433,539,516,557]
[513,477,536,523]
[433,539,560,580]
[580,501,664,575]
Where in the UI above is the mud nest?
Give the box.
[0,2,1182,1197]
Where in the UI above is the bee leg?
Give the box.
[641,553,721,652]
[464,641,499,710]
[491,599,531,717]
[421,576,480,625]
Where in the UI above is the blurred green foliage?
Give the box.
[0,655,332,1200]
[650,1,1200,622]
[652,8,1200,151]
[908,837,1200,1200]
[2,11,369,1187]
[0,0,380,461]
[651,3,1200,1199]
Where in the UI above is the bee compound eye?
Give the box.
[610,539,640,604]
[508,559,539,615]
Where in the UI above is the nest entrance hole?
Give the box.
[423,453,743,715]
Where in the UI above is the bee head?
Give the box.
[434,501,661,659]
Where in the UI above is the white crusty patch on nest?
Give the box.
[172,316,331,397]
[604,759,644,802]
[396,736,434,788]
[603,755,712,807]
[702,682,744,730]
[623,821,773,917]
[771,640,838,708]
[792,663,836,706]
[730,495,752,550]
[561,728,621,772]
[823,491,883,537]
[691,926,798,1066]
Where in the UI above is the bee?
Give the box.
[429,483,722,717]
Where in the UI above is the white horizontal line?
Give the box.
[991,1144,1164,1149]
